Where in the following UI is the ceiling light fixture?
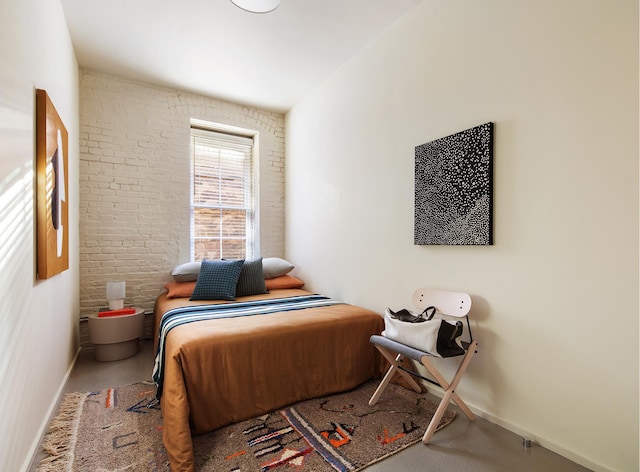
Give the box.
[229,0,280,13]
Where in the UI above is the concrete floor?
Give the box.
[33,340,592,472]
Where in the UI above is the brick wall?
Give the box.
[79,70,285,324]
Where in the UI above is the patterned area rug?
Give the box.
[37,380,455,471]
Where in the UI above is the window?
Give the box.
[190,124,255,261]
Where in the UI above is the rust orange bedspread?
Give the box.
[153,288,384,472]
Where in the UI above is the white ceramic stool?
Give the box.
[88,307,145,361]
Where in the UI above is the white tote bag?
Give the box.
[383,308,465,358]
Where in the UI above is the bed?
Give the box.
[152,271,384,472]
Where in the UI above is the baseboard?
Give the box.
[421,381,612,472]
[21,346,82,472]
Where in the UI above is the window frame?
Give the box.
[189,120,258,261]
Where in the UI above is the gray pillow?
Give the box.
[236,258,268,296]
[171,261,202,282]
[262,257,294,279]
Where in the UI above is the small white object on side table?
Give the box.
[88,307,145,361]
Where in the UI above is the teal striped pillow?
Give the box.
[190,259,244,301]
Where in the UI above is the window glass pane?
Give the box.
[221,209,246,238]
[193,153,221,205]
[193,177,220,206]
[221,239,245,259]
[194,208,221,237]
[219,152,246,208]
[194,239,221,261]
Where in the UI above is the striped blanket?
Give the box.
[152,294,343,398]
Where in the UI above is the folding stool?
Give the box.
[369,287,478,444]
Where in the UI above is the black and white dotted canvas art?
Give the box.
[414,122,493,245]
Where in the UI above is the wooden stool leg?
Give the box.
[421,344,478,444]
[376,345,423,392]
[369,355,400,406]
[369,346,421,406]
[421,341,478,422]
[422,386,456,444]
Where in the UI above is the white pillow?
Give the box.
[262,257,294,279]
[171,261,202,282]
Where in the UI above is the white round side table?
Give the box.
[88,307,145,361]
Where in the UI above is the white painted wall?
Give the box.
[0,1,80,471]
[285,1,638,471]
[78,71,285,322]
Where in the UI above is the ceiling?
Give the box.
[59,0,423,113]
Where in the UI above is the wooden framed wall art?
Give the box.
[414,122,494,245]
[36,89,69,279]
